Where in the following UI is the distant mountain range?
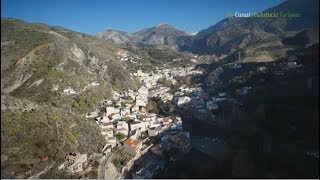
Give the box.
[1,0,319,178]
[179,0,319,55]
[97,0,319,58]
[97,23,191,49]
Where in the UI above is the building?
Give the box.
[130,121,145,131]
[107,137,117,148]
[39,154,49,161]
[100,122,114,129]
[123,138,142,155]
[148,126,161,137]
[151,142,171,155]
[218,92,226,97]
[162,117,170,124]
[106,107,119,116]
[65,153,88,173]
[148,127,157,137]
[170,132,191,153]
[177,96,191,106]
[206,101,219,111]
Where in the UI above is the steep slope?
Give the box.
[1,18,139,178]
[178,0,319,56]
[197,0,318,36]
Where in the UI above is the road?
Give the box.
[97,154,108,179]
[97,148,122,179]
[105,148,122,180]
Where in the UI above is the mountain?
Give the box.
[97,23,190,49]
[96,29,141,44]
[134,23,189,48]
[178,0,319,56]
[1,17,140,178]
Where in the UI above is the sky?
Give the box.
[1,0,285,35]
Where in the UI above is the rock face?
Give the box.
[97,23,191,49]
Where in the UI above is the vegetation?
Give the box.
[1,108,105,177]
[115,133,126,141]
[157,78,173,87]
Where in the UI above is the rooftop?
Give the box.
[124,138,140,148]
[163,117,169,123]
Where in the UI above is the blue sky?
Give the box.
[1,0,284,35]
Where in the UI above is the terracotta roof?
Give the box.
[123,138,139,148]
[163,117,169,123]
[39,154,49,161]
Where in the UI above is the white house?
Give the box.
[175,120,183,131]
[116,128,128,136]
[106,107,119,116]
[148,127,161,137]
[107,129,114,137]
[100,116,110,123]
[206,101,219,111]
[138,86,149,96]
[63,87,77,95]
[131,105,139,114]
[100,122,114,129]
[117,122,129,130]
[136,98,147,107]
[65,153,87,173]
[177,96,191,106]
[107,137,117,148]
[129,129,139,140]
[218,92,226,97]
[130,121,145,131]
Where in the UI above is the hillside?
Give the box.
[178,0,319,57]
[1,17,139,178]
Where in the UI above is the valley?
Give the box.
[1,0,319,179]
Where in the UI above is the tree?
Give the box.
[145,101,158,113]
[115,133,126,141]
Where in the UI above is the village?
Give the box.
[54,61,208,178]
[54,50,310,179]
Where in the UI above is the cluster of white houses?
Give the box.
[95,87,184,155]
[94,68,196,155]
[57,67,200,174]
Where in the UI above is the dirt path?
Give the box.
[27,165,53,179]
